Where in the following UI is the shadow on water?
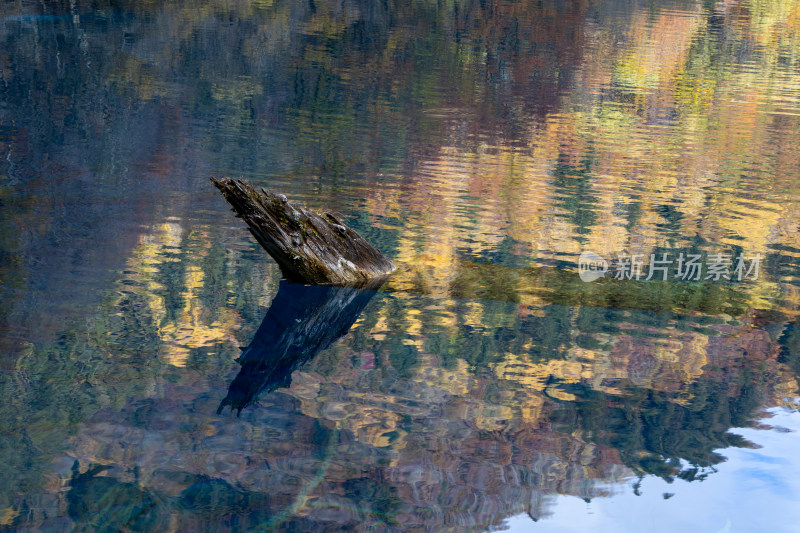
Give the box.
[218,278,385,415]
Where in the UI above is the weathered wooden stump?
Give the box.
[212,177,395,285]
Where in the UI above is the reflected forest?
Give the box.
[1,0,800,531]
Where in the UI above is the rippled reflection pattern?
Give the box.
[1,0,800,531]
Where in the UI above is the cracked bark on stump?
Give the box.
[212,177,395,285]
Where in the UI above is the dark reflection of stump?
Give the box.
[218,278,384,415]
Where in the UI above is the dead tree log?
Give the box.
[211,177,395,285]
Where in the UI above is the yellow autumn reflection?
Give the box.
[83,3,800,523]
[4,0,800,530]
[118,219,242,367]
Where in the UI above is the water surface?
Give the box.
[1,0,800,531]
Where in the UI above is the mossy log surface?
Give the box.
[212,177,395,285]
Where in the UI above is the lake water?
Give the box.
[1,0,800,531]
